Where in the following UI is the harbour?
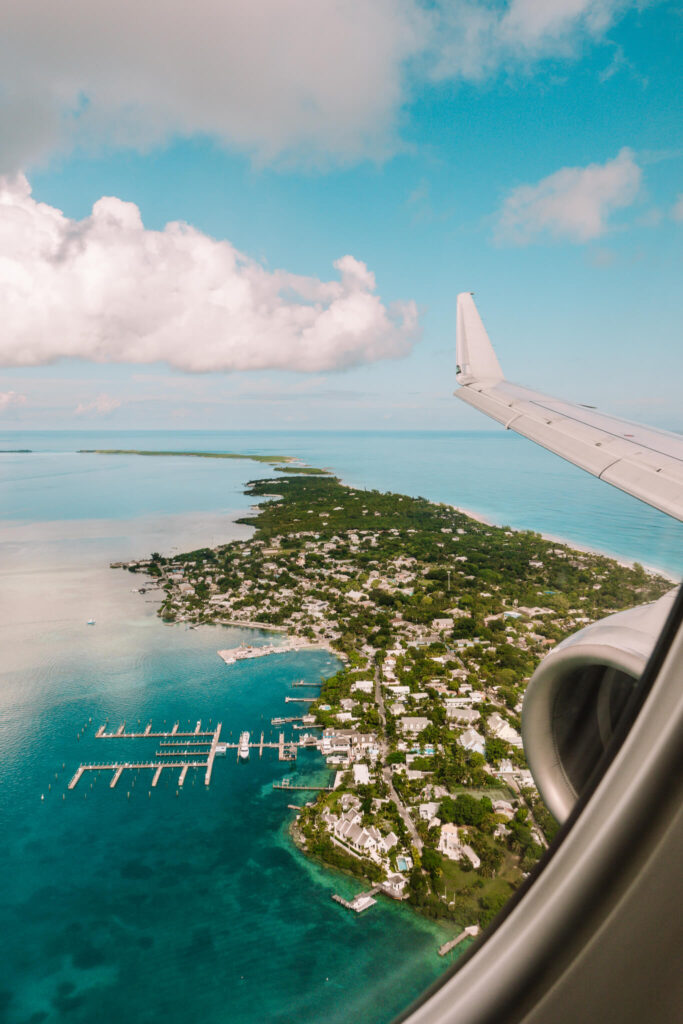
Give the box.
[66,713,322,793]
[217,638,328,666]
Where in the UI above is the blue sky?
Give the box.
[0,0,681,431]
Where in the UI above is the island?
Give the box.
[119,465,671,932]
[78,449,296,464]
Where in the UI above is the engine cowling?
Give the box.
[521,588,677,823]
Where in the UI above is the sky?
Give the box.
[0,0,681,432]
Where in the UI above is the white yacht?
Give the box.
[238,731,250,760]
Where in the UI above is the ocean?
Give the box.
[0,430,680,1024]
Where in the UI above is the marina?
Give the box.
[66,714,323,793]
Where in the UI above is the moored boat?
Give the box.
[238,731,250,759]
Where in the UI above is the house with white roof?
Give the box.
[487,712,523,748]
[400,716,430,735]
[382,831,399,853]
[381,873,408,898]
[458,727,486,756]
[445,703,481,724]
[418,801,441,821]
[351,680,374,694]
[437,824,481,868]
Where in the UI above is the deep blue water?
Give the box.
[0,430,680,1024]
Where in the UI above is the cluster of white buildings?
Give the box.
[319,728,380,768]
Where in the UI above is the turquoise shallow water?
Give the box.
[0,429,680,1024]
[2,429,680,576]
[0,622,451,1024]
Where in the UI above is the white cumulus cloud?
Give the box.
[496,147,642,244]
[0,175,418,373]
[74,394,123,416]
[0,390,27,411]
[0,1,639,172]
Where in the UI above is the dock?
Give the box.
[204,724,222,786]
[96,724,217,739]
[292,680,323,687]
[273,780,334,792]
[332,886,380,913]
[217,639,324,666]
[68,766,85,790]
[438,926,480,957]
[68,761,209,791]
[159,739,213,748]
[284,697,316,703]
[277,732,297,761]
[271,716,304,726]
[67,715,311,799]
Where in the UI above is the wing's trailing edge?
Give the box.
[454,292,683,522]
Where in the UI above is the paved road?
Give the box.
[375,663,423,854]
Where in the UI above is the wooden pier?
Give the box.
[438,926,480,957]
[68,761,209,791]
[271,715,304,726]
[277,732,297,761]
[66,719,225,793]
[204,724,222,786]
[96,723,217,739]
[284,697,316,703]
[273,780,334,792]
[332,886,380,913]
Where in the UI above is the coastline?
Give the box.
[451,504,680,585]
[118,454,671,942]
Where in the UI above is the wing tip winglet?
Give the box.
[456,292,504,384]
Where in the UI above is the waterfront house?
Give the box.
[381,874,408,898]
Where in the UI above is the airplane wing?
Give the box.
[454,292,683,522]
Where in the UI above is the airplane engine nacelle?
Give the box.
[521,589,677,823]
